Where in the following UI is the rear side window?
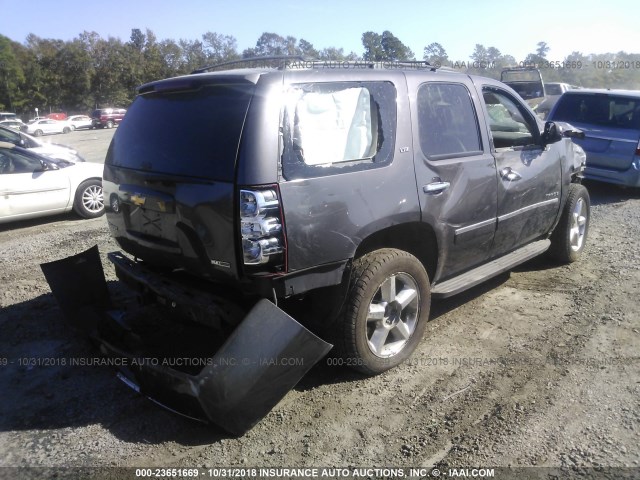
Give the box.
[282,81,396,180]
[418,83,482,158]
[106,84,254,181]
[553,93,640,130]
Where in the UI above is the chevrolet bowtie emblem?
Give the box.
[130,194,146,207]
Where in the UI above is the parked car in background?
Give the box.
[67,115,93,131]
[46,113,68,121]
[548,89,640,187]
[536,83,579,120]
[91,108,126,129]
[0,120,26,131]
[0,112,20,122]
[21,118,71,136]
[0,125,86,163]
[0,142,104,223]
[501,66,545,109]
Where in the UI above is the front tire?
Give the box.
[62,126,71,134]
[73,179,105,219]
[549,183,590,263]
[34,129,43,137]
[105,120,114,129]
[337,249,430,375]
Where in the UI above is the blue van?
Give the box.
[549,89,640,187]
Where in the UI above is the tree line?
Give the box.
[1,29,638,118]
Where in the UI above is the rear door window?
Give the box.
[417,83,482,158]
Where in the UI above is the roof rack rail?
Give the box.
[382,60,437,71]
[191,55,309,74]
[191,56,452,74]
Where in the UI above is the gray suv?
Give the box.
[45,61,590,433]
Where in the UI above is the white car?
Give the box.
[0,120,26,131]
[21,118,71,136]
[67,115,92,131]
[0,125,85,163]
[0,142,104,224]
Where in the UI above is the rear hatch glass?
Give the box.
[107,83,255,181]
[501,68,545,101]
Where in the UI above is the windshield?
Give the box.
[106,83,254,181]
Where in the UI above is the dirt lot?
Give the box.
[0,130,638,479]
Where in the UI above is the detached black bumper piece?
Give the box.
[41,246,332,435]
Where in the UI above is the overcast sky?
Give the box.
[1,0,637,62]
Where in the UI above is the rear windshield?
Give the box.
[552,93,640,130]
[106,83,255,181]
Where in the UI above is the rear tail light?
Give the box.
[240,188,285,269]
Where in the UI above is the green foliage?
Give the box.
[2,31,639,119]
[423,42,448,65]
[362,31,414,61]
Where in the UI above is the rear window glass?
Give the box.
[282,81,396,180]
[106,84,254,181]
[553,93,640,130]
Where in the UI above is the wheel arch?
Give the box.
[75,176,102,191]
[352,221,439,282]
[280,222,439,337]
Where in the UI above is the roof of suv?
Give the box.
[138,64,472,94]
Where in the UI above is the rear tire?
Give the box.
[73,179,105,219]
[62,126,71,134]
[34,129,43,136]
[337,249,430,375]
[106,120,114,129]
[549,183,590,263]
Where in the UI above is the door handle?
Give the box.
[500,167,522,181]
[423,181,450,194]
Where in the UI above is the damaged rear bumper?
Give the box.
[41,246,332,435]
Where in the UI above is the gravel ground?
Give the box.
[0,129,638,480]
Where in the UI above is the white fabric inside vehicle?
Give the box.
[294,87,373,166]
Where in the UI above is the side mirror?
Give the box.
[541,121,562,145]
[36,160,48,172]
[38,159,58,172]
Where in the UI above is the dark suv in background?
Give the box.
[44,60,590,434]
[91,107,126,129]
